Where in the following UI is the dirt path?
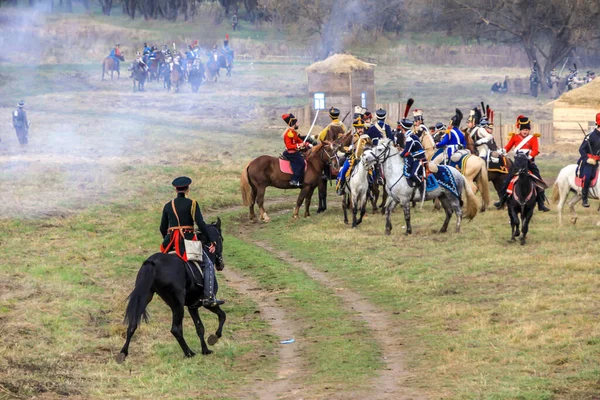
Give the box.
[236,211,428,400]
[221,268,305,400]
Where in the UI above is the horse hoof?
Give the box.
[202,349,213,355]
[207,334,219,346]
[571,217,577,225]
[520,239,526,246]
[263,217,271,223]
[115,353,127,364]
[385,230,391,236]
[344,220,348,225]
[186,351,196,358]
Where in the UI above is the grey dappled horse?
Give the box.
[363,139,478,235]
[341,155,370,227]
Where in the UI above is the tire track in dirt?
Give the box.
[236,211,428,400]
[221,268,305,400]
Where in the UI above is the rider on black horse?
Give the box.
[160,177,224,306]
[494,116,551,212]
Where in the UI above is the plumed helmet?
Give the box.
[376,108,387,120]
[468,107,482,125]
[282,113,298,127]
[516,115,531,130]
[398,118,413,130]
[329,107,340,119]
[172,176,192,190]
[449,109,463,127]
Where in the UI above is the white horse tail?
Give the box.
[461,174,479,220]
[550,181,560,204]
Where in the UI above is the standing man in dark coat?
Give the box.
[160,176,224,306]
[577,113,600,207]
[12,100,30,145]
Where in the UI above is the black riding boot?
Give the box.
[537,190,551,212]
[582,185,590,208]
[494,194,507,209]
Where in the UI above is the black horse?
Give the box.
[507,154,547,245]
[130,62,148,92]
[116,219,226,363]
[159,63,171,90]
[189,64,205,93]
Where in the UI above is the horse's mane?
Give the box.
[305,142,325,158]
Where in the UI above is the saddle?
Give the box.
[487,151,509,173]
[506,173,547,195]
[575,168,599,188]
[278,157,307,175]
[450,149,470,163]
[168,251,204,287]
[449,150,471,172]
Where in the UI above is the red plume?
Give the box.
[516,114,525,128]
[490,110,494,124]
[226,33,229,41]
[404,98,414,118]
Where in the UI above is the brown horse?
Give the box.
[102,55,124,81]
[465,133,512,200]
[240,142,339,222]
[170,65,183,92]
[148,52,165,82]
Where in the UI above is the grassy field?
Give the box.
[1,9,599,400]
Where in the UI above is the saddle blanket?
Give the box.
[432,165,460,198]
[279,158,307,175]
[426,174,439,192]
[488,153,509,174]
[448,152,470,173]
[506,173,546,195]
[575,168,599,188]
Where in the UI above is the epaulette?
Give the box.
[533,133,541,138]
[287,130,294,138]
[508,132,515,137]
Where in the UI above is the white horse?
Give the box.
[363,139,479,236]
[551,164,600,224]
[341,156,370,227]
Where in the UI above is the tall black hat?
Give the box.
[376,108,387,120]
[450,109,463,127]
[329,107,340,119]
[282,113,298,127]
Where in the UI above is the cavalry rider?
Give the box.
[143,42,152,55]
[413,109,436,160]
[109,43,122,70]
[12,100,30,145]
[577,112,600,207]
[494,115,551,212]
[402,122,426,187]
[434,109,466,164]
[366,108,393,145]
[282,113,309,187]
[160,176,224,307]
[467,107,495,158]
[162,44,171,58]
[432,122,447,143]
[396,117,413,148]
[336,117,368,195]
[363,111,373,129]
[318,107,347,142]
[132,52,148,75]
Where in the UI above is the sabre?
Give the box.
[303,108,320,144]
[577,122,593,155]
[341,110,351,124]
[419,163,426,209]
[558,57,569,78]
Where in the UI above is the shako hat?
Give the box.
[329,107,340,119]
[516,115,531,130]
[172,176,192,190]
[434,122,446,131]
[398,118,413,130]
[363,111,372,120]
[353,117,365,128]
[282,113,298,127]
[376,108,387,120]
[17,100,24,107]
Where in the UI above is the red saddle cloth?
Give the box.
[575,169,599,188]
[507,172,545,196]
[279,158,307,174]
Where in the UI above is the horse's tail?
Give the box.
[462,174,479,220]
[476,164,490,208]
[240,162,253,206]
[550,181,561,204]
[123,260,156,328]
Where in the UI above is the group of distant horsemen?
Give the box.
[102,36,234,91]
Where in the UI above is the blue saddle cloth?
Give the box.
[426,174,439,192]
[448,153,470,172]
[432,165,460,198]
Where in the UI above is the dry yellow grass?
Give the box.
[306,53,374,74]
[557,77,600,106]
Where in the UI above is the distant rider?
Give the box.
[12,100,30,145]
[109,43,122,70]
[433,109,466,164]
[577,112,600,207]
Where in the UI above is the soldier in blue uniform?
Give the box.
[160,177,224,307]
[12,100,30,145]
[402,126,426,187]
[433,109,466,164]
[577,113,600,207]
[366,108,393,145]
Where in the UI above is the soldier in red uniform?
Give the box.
[282,113,309,187]
[494,115,550,211]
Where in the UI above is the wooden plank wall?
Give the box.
[553,103,598,144]
[493,123,554,146]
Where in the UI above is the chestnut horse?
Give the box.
[102,54,124,81]
[240,142,339,222]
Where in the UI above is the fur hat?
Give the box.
[516,115,531,130]
[329,107,340,119]
[376,108,387,120]
[412,109,423,122]
[282,113,298,127]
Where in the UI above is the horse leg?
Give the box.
[188,307,212,355]
[508,207,519,242]
[256,186,270,223]
[316,178,327,213]
[371,184,379,214]
[520,206,535,246]
[385,199,397,235]
[304,186,315,218]
[170,301,195,357]
[342,193,349,225]
[204,305,226,345]
[293,186,311,220]
[438,195,452,233]
[249,185,257,222]
[568,193,581,225]
[116,291,154,364]
[357,197,367,226]
[380,189,388,215]
[402,201,412,235]
[351,197,359,228]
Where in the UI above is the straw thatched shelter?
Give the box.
[306,54,376,126]
[553,79,600,143]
